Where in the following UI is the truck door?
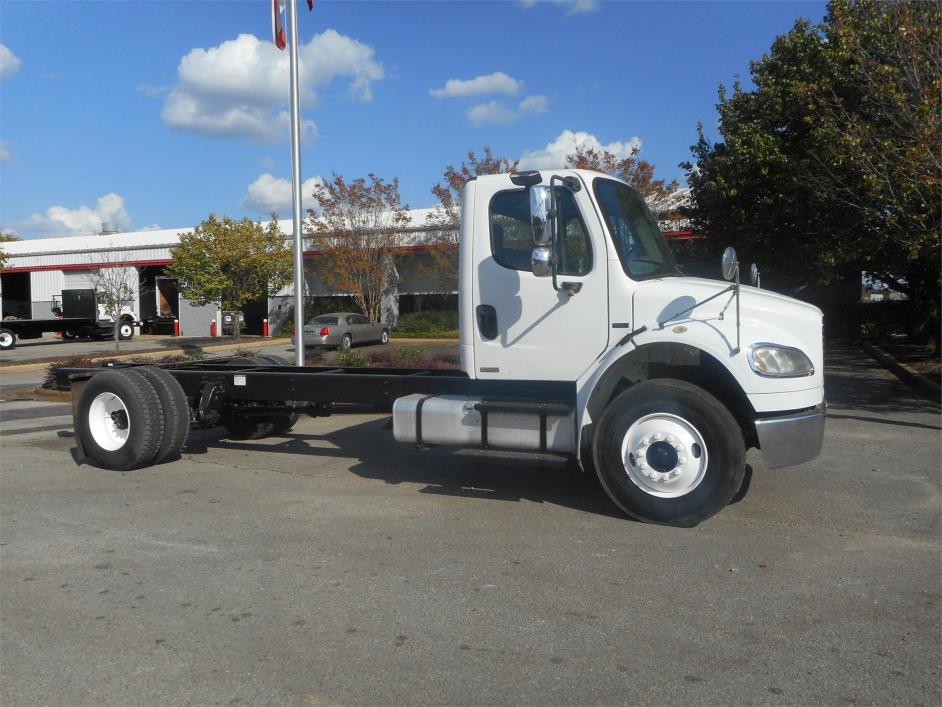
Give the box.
[471,175,609,381]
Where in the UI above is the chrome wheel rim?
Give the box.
[620,413,708,498]
[0,332,12,347]
[119,323,133,338]
[88,392,130,451]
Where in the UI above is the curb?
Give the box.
[860,340,941,402]
[0,338,287,374]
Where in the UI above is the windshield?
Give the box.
[309,316,338,325]
[593,178,679,280]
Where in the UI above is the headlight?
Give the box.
[748,343,814,377]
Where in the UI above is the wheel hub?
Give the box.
[620,414,708,498]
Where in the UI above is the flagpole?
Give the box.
[287,0,305,367]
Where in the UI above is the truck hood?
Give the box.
[631,277,824,394]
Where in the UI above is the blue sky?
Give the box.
[0,0,826,239]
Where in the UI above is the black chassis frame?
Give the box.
[58,360,577,426]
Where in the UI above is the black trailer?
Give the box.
[0,288,135,350]
[56,355,575,472]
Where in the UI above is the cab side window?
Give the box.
[489,189,592,276]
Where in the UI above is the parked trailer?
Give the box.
[0,288,138,350]
[60,170,826,526]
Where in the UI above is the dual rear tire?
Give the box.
[76,367,190,470]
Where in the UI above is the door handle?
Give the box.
[476,305,498,340]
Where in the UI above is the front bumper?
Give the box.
[755,402,826,469]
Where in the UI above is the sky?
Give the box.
[0,0,827,240]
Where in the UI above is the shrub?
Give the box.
[394,346,425,366]
[395,310,459,338]
[335,349,368,368]
[305,348,325,365]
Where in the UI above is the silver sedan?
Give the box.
[295,312,389,350]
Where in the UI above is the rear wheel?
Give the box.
[135,366,190,463]
[118,319,135,340]
[76,369,166,470]
[592,379,745,527]
[62,331,77,340]
[339,333,353,351]
[0,328,16,350]
[380,329,389,345]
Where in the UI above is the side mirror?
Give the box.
[531,246,554,278]
[530,185,555,246]
[721,246,738,282]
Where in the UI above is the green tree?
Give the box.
[167,215,292,339]
[684,0,940,343]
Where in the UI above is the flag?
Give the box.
[272,0,286,50]
[273,0,314,51]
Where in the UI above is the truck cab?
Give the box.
[454,169,825,524]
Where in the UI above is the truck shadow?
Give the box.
[184,417,627,520]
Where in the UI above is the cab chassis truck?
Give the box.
[0,288,137,350]
[60,170,826,526]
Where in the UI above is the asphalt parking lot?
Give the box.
[1,344,939,705]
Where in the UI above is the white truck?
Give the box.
[0,288,138,350]
[61,169,825,526]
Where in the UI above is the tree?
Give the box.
[0,232,19,272]
[426,147,520,288]
[306,173,409,323]
[167,215,292,339]
[684,0,940,342]
[88,256,136,352]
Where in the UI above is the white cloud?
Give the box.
[241,173,323,215]
[0,139,14,164]
[519,0,599,15]
[518,129,642,170]
[468,94,549,126]
[259,155,276,168]
[5,193,133,238]
[430,71,522,98]
[160,30,383,143]
[0,44,21,79]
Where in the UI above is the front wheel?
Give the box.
[592,379,745,527]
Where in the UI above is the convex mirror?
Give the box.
[721,246,739,281]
